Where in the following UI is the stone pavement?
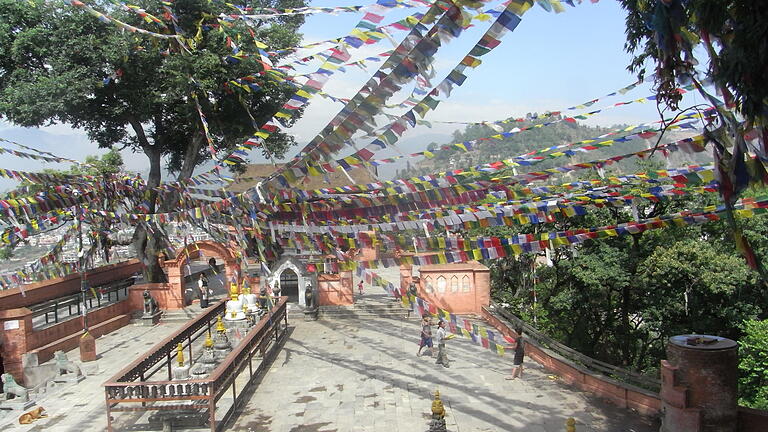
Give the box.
[0,320,187,432]
[227,295,659,431]
[0,270,660,432]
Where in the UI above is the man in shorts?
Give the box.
[506,327,525,379]
[417,315,433,357]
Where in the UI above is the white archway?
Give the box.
[268,257,313,306]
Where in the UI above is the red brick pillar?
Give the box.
[0,308,33,384]
[660,335,738,432]
[399,264,413,294]
[165,264,186,308]
[339,270,353,303]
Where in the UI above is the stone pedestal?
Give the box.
[54,374,85,385]
[304,308,318,321]
[141,311,162,326]
[661,334,738,432]
[3,399,36,411]
[172,365,190,380]
[79,332,97,362]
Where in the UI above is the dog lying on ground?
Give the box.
[18,406,47,424]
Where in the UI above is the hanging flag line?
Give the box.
[218,0,432,21]
[268,173,717,241]
[259,133,712,224]
[330,84,707,174]
[269,0,485,183]
[268,178,718,240]
[344,1,528,166]
[0,117,707,227]
[219,0,448,170]
[270,0,595,187]
[323,194,768,275]
[267,114,708,203]
[62,0,187,45]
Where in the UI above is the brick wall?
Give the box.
[318,274,353,306]
[416,264,490,315]
[0,260,142,310]
[128,283,186,311]
[0,299,132,383]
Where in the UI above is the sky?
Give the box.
[0,0,709,192]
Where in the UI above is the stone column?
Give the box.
[0,308,33,384]
[660,335,738,432]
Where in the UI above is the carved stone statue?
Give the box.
[142,289,159,316]
[54,350,82,378]
[1,373,29,402]
[305,282,315,310]
[141,289,161,326]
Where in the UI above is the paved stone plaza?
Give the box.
[226,308,659,432]
[0,284,659,432]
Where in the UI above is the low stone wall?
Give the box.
[0,300,132,383]
[0,259,142,310]
[29,300,131,363]
[481,307,661,416]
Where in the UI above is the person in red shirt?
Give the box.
[358,280,364,295]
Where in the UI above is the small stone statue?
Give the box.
[142,289,159,316]
[54,350,82,378]
[1,373,29,402]
[305,282,315,310]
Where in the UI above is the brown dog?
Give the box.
[18,406,47,424]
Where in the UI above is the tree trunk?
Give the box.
[129,118,168,283]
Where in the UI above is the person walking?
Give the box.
[434,320,450,368]
[406,281,418,319]
[506,328,525,380]
[417,315,434,357]
[198,274,209,308]
[358,280,364,295]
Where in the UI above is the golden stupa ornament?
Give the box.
[229,282,239,300]
[216,316,226,333]
[431,389,445,419]
[176,342,185,367]
[204,331,214,348]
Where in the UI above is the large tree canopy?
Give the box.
[0,0,308,280]
[619,0,768,124]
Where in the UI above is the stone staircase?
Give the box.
[318,295,412,320]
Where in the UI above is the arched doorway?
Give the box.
[269,256,317,306]
[279,269,299,303]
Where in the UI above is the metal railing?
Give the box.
[29,277,136,329]
[489,302,661,392]
[104,297,289,432]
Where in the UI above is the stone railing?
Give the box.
[104,297,288,432]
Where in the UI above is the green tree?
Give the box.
[619,0,768,123]
[738,319,768,410]
[0,0,307,280]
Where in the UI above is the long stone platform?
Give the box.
[224,294,659,432]
[0,280,659,431]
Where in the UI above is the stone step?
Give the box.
[318,309,408,320]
